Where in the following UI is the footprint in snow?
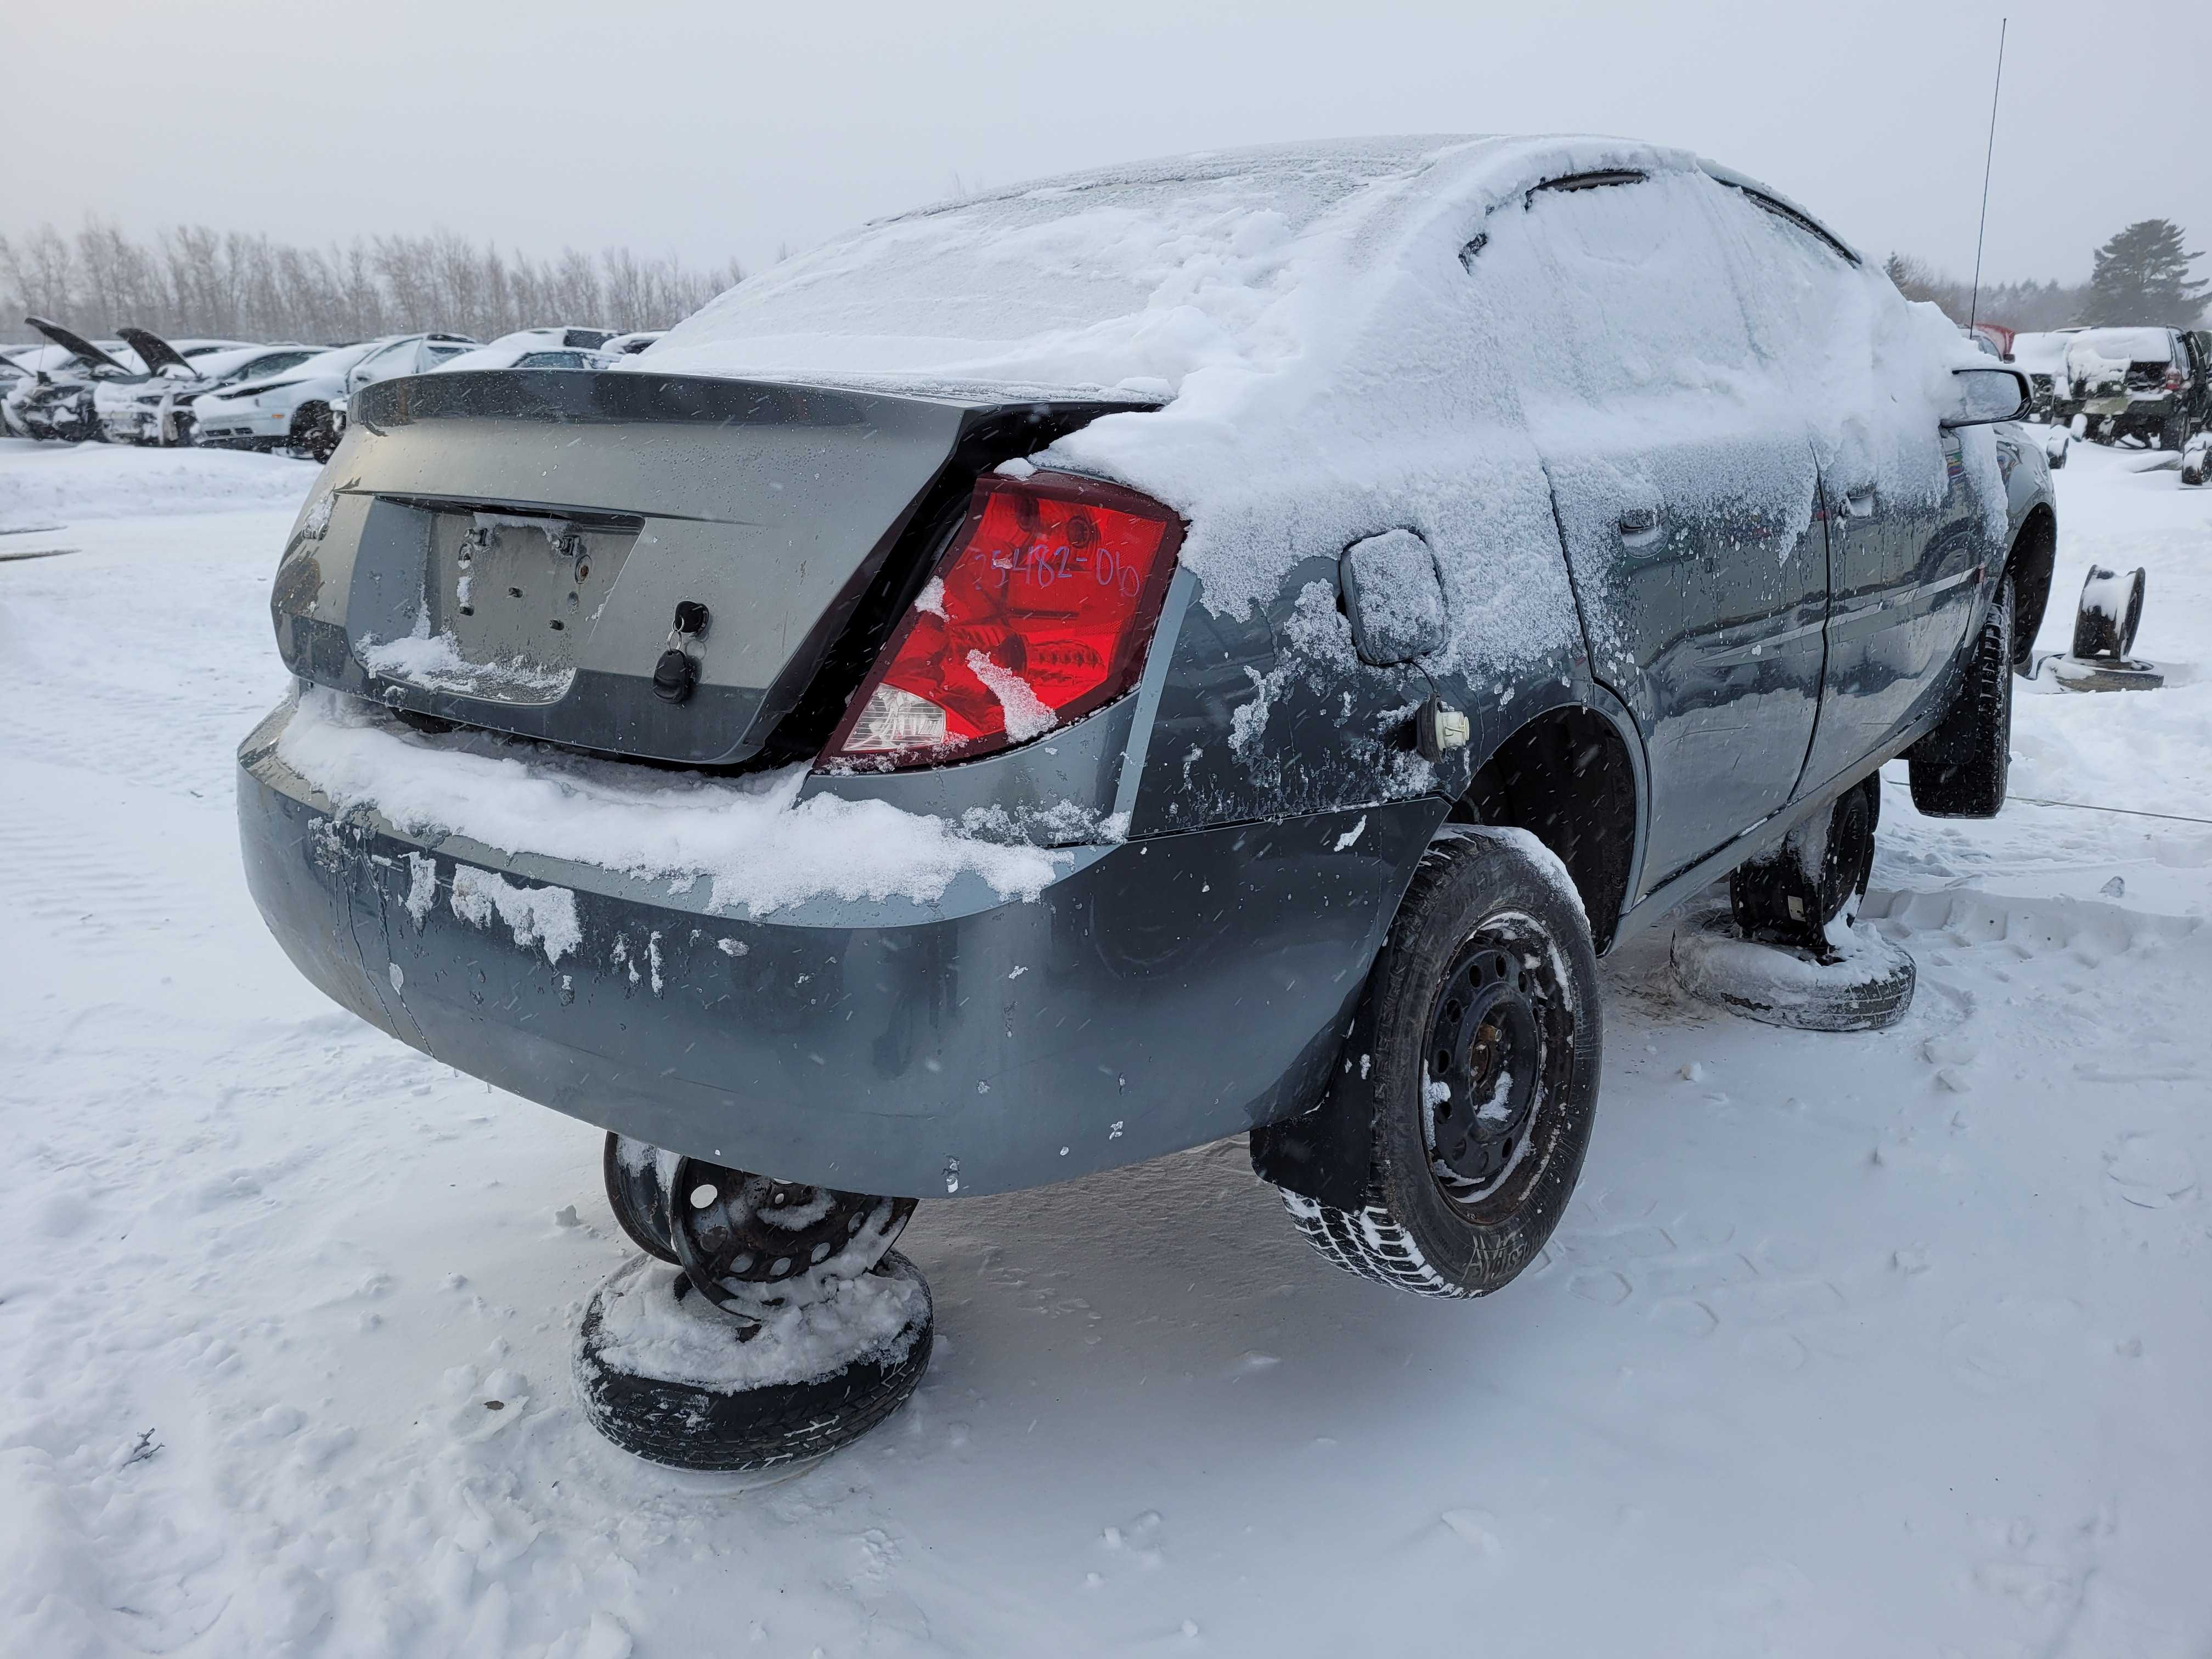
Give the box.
[2104,1136,2197,1207]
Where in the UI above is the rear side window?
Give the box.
[1470,168,1760,415]
[1703,178,1872,377]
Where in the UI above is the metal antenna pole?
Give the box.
[1968,16,2008,334]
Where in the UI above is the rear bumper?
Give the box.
[238,698,1438,1197]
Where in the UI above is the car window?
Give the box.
[1701,178,1874,385]
[353,339,422,382]
[1472,168,1760,420]
[228,351,312,384]
[424,343,472,364]
[514,350,590,368]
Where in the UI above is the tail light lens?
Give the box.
[823,471,1183,770]
[2162,367,2185,392]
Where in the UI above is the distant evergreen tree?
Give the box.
[2082,219,2208,325]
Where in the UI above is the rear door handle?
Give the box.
[1846,487,1877,517]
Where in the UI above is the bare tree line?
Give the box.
[0,221,746,346]
[1882,256,2089,332]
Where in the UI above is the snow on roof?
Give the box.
[636,136,1697,398]
[2009,330,2081,373]
[2069,328,2173,365]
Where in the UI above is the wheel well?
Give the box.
[1452,706,1636,952]
[2006,503,2057,665]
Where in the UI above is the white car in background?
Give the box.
[93,331,318,445]
[430,326,620,374]
[194,331,476,461]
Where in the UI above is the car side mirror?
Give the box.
[1340,529,1449,666]
[1942,366,2031,428]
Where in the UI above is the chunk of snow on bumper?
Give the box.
[448,865,582,964]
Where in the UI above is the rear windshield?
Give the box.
[641,145,1441,380]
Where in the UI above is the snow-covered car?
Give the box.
[93,331,317,445]
[2010,328,2083,420]
[2062,326,2212,449]
[240,138,2052,1457]
[4,319,145,442]
[601,330,662,356]
[429,329,617,375]
[194,332,476,461]
[7,321,259,443]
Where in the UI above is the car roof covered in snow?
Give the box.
[2068,327,2174,365]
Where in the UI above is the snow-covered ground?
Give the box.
[1,435,2207,1657]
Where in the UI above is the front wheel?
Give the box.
[291,402,338,464]
[1907,575,2013,819]
[1278,826,1601,1299]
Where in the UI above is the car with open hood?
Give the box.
[92,330,315,445]
[193,332,476,461]
[5,319,256,442]
[4,318,145,442]
[239,137,2051,1325]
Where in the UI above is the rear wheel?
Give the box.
[1277,828,1601,1299]
[2160,413,2188,454]
[602,1133,680,1263]
[1908,575,2013,819]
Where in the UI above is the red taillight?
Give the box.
[2163,368,2185,392]
[823,472,1183,769]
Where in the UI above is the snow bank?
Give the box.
[273,687,1066,913]
[0,441,315,528]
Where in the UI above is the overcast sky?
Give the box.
[14,0,2208,291]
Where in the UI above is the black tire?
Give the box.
[602,1133,679,1265]
[1278,828,1601,1299]
[292,403,338,464]
[1728,776,1878,950]
[2159,414,2187,454]
[2184,457,2207,488]
[575,1251,932,1471]
[1670,907,1915,1033]
[1908,575,2012,819]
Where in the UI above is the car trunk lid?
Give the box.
[271,369,1135,766]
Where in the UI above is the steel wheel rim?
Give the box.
[1420,913,1575,1214]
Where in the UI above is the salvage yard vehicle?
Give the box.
[238,137,2053,1464]
[2063,326,2212,449]
[94,331,316,445]
[5,318,145,442]
[430,330,618,374]
[194,331,476,461]
[2010,328,2083,420]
